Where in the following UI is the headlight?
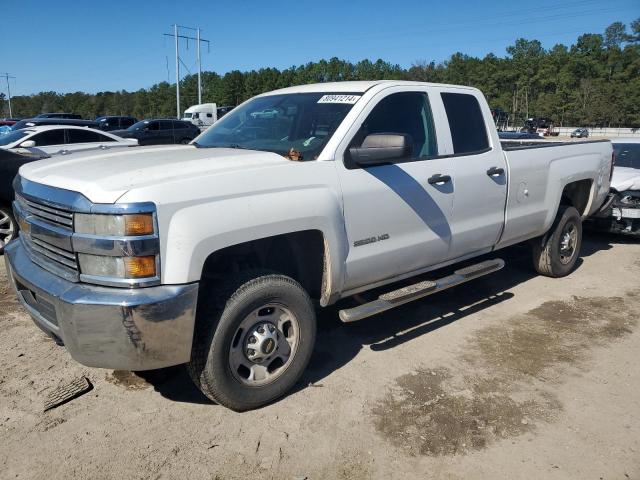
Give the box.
[75,213,154,236]
[73,210,159,285]
[618,191,640,207]
[78,254,157,279]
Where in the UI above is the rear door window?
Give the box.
[441,92,489,155]
[159,120,174,130]
[30,129,65,146]
[66,129,104,143]
[173,121,190,130]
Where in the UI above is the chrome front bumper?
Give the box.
[4,239,199,370]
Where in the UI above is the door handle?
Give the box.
[428,174,451,185]
[486,166,505,177]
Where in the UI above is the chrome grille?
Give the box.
[30,237,78,270]
[15,195,80,281]
[19,196,73,230]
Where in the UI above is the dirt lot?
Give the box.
[1,233,639,480]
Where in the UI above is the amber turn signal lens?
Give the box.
[124,214,154,236]
[124,256,156,278]
[18,217,31,235]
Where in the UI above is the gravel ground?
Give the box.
[1,233,639,480]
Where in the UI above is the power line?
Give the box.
[1,73,16,118]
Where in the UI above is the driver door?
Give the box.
[337,89,454,291]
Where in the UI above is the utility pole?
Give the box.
[174,24,180,118]
[1,73,15,118]
[163,25,210,118]
[197,27,202,105]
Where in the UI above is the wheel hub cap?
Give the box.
[245,322,279,362]
[0,211,16,248]
[229,304,300,386]
[559,223,577,264]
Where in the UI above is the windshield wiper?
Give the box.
[195,143,259,151]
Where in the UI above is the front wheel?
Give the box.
[0,206,17,254]
[532,205,582,278]
[188,271,316,411]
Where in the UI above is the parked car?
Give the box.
[498,131,543,140]
[1,118,20,133]
[95,116,138,131]
[10,118,100,131]
[571,128,589,138]
[111,119,200,145]
[0,149,49,252]
[35,112,82,119]
[0,125,137,155]
[5,80,612,411]
[590,138,640,235]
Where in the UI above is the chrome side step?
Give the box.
[338,258,505,323]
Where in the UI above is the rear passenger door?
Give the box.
[158,120,176,144]
[172,121,190,143]
[438,90,507,259]
[65,129,117,152]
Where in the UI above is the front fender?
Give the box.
[159,186,347,296]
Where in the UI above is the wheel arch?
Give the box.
[200,229,330,304]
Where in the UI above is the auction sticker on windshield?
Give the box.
[317,94,361,104]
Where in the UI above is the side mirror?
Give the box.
[348,133,412,167]
[19,140,36,148]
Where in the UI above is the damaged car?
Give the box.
[591,138,640,236]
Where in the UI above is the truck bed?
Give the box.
[500,139,610,150]
[497,139,612,249]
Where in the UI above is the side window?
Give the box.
[31,129,65,146]
[350,92,437,161]
[206,113,213,118]
[98,133,117,142]
[159,121,174,130]
[146,122,160,131]
[121,118,135,128]
[441,92,489,154]
[66,129,102,143]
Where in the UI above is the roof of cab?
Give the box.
[261,80,479,95]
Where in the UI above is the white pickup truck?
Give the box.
[5,81,613,410]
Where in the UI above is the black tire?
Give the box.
[0,206,17,254]
[179,138,191,144]
[187,270,316,411]
[532,205,582,277]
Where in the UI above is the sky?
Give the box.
[1,0,639,96]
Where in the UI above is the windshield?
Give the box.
[0,130,29,146]
[194,92,360,160]
[613,143,640,169]
[183,113,193,119]
[127,120,150,131]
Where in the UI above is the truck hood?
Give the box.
[611,166,640,192]
[18,145,295,203]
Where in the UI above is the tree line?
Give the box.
[3,18,639,128]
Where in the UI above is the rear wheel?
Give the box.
[188,271,316,411]
[179,138,191,144]
[0,206,17,254]
[532,205,582,277]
